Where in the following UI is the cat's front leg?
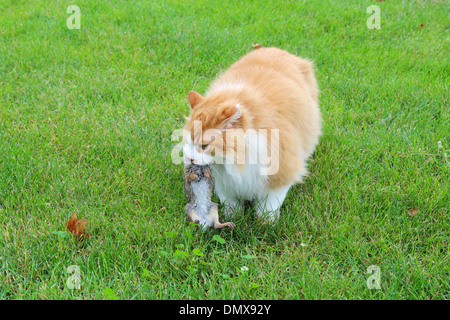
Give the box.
[255,185,291,223]
[222,198,243,217]
[213,177,243,217]
[216,193,242,218]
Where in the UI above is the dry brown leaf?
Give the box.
[252,43,262,49]
[407,206,419,216]
[67,213,91,239]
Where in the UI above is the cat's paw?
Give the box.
[256,212,279,225]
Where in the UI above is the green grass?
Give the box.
[0,0,448,300]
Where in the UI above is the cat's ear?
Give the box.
[188,91,204,109]
[220,104,242,130]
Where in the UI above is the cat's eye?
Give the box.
[201,144,208,150]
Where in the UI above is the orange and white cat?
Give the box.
[183,47,321,222]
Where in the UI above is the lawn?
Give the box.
[0,0,448,300]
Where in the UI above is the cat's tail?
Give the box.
[295,58,319,103]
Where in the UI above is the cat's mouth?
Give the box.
[184,154,215,166]
[197,159,216,166]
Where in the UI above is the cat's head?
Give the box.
[183,91,247,166]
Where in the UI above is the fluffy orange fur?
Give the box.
[184,47,321,189]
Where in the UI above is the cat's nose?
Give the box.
[189,158,194,163]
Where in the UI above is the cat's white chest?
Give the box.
[211,132,270,202]
[212,163,267,202]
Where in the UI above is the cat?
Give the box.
[182,47,321,222]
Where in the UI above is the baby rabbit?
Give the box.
[184,163,235,231]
